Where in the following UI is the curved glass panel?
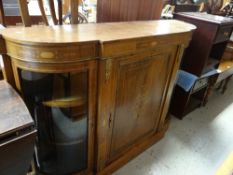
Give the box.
[18,70,88,175]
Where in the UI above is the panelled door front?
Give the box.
[102,45,179,163]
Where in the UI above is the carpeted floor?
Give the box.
[114,80,233,175]
[216,152,233,175]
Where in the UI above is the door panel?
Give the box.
[109,50,176,159]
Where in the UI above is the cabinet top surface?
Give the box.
[0,20,196,45]
[176,12,233,25]
[0,81,33,138]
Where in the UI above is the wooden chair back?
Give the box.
[17,0,48,27]
[0,0,84,27]
[18,0,80,27]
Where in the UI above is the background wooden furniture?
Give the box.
[170,12,233,119]
[216,38,233,93]
[0,0,84,26]
[18,0,80,26]
[97,0,164,22]
[0,20,195,174]
[0,0,47,26]
[164,0,226,14]
[0,80,36,175]
[17,0,48,26]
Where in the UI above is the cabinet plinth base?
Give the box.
[96,124,169,175]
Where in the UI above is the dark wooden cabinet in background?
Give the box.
[0,81,36,175]
[97,0,164,22]
[170,12,233,119]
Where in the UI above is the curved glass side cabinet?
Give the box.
[12,61,96,175]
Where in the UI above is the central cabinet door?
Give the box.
[100,46,178,163]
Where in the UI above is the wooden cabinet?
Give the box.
[109,53,171,158]
[0,20,195,175]
[97,45,180,170]
[96,31,194,173]
[175,12,233,76]
[170,12,233,119]
[97,0,164,22]
[0,81,36,175]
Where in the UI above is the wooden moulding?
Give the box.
[5,41,98,63]
[4,32,193,63]
[100,33,192,58]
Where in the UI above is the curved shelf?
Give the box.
[42,96,86,108]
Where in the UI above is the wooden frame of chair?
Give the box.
[0,0,6,26]
[48,0,58,25]
[17,0,80,26]
[47,0,80,25]
[17,0,48,27]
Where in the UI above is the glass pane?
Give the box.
[18,69,88,175]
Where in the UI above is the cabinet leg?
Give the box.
[203,76,218,106]
[1,54,16,88]
[216,81,223,90]
[202,86,210,106]
[0,70,3,80]
[222,75,232,94]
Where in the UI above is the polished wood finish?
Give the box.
[97,0,164,22]
[0,81,36,175]
[171,12,233,119]
[97,45,181,171]
[0,81,33,136]
[0,20,195,174]
[0,20,195,44]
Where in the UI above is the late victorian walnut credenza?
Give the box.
[0,20,195,175]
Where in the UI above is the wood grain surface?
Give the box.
[0,81,33,138]
[97,0,164,22]
[0,20,196,45]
